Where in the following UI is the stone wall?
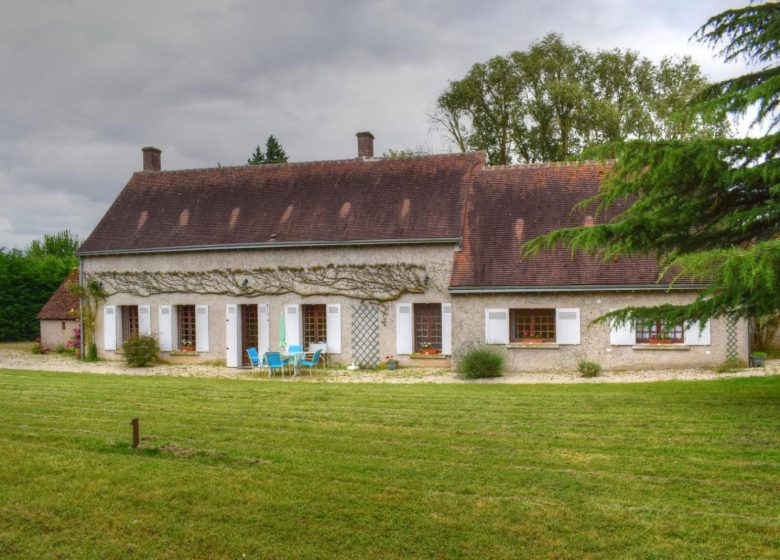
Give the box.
[40,319,78,348]
[83,244,455,366]
[82,246,749,371]
[452,292,749,372]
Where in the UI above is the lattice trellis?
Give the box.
[726,317,739,360]
[351,303,380,368]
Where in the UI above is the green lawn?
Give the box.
[0,370,777,559]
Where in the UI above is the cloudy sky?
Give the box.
[0,0,747,249]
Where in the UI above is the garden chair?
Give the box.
[287,344,303,353]
[299,349,322,374]
[265,351,292,377]
[246,347,263,369]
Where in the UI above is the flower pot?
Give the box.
[180,346,195,352]
[520,338,544,344]
[418,348,440,355]
[386,360,399,370]
[750,354,766,367]
[649,338,674,345]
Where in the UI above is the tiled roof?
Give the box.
[79,152,691,289]
[37,270,80,320]
[450,162,694,288]
[78,153,483,254]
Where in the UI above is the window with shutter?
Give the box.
[121,305,139,343]
[177,305,196,350]
[510,309,555,342]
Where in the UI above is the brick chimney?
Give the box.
[356,131,374,158]
[142,146,161,171]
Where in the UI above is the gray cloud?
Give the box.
[0,0,745,248]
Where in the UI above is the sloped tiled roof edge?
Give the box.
[77,152,484,255]
[37,269,79,320]
[450,160,699,288]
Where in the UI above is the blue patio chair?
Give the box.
[299,349,322,374]
[265,352,291,377]
[288,344,303,354]
[246,347,262,369]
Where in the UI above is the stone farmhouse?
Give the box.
[76,132,749,371]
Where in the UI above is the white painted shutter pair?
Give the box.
[395,303,453,355]
[285,303,342,353]
[609,317,711,345]
[157,305,209,352]
[104,305,153,351]
[484,308,581,345]
[226,303,271,368]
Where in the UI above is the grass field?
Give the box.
[0,370,777,559]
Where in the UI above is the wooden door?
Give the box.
[241,304,259,366]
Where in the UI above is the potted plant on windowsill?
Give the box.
[417,342,440,355]
[520,331,545,344]
[180,339,195,352]
[385,355,399,370]
[649,337,675,345]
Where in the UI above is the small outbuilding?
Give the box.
[37,269,79,348]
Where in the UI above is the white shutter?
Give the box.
[285,304,301,348]
[326,304,342,354]
[158,305,173,351]
[396,303,413,354]
[115,306,123,348]
[226,304,239,367]
[609,311,636,346]
[441,303,452,355]
[555,308,580,345]
[138,305,151,336]
[258,304,270,354]
[104,305,117,351]
[196,305,209,352]
[684,320,711,346]
[485,308,509,344]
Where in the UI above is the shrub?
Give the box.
[31,342,50,355]
[54,344,66,353]
[716,356,746,373]
[578,360,602,378]
[458,344,504,379]
[123,335,160,367]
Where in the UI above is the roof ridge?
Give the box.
[484,159,615,171]
[137,151,486,175]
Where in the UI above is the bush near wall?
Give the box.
[123,335,160,367]
[458,344,504,379]
[0,250,75,342]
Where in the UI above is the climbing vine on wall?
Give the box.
[90,263,431,303]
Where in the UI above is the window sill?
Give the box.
[169,351,201,356]
[410,353,449,360]
[632,344,690,351]
[506,343,560,349]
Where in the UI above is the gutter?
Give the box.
[448,284,708,294]
[76,237,462,257]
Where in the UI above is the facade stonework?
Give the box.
[40,319,78,348]
[452,292,748,372]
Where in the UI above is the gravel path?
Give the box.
[0,349,776,384]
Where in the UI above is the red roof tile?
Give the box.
[450,162,693,288]
[78,154,483,254]
[37,270,80,320]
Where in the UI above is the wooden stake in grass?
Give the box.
[130,418,139,448]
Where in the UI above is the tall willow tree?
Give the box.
[525,2,780,329]
[431,33,726,164]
